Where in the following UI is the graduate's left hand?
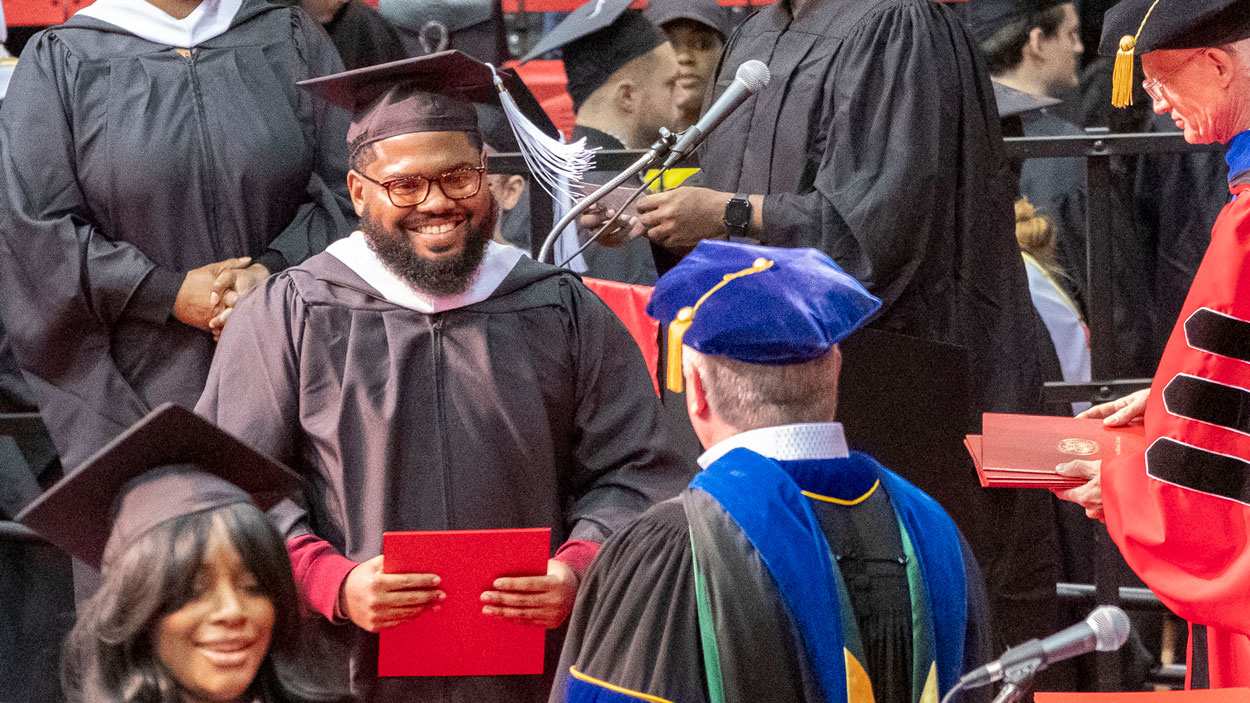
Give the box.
[1052,459,1104,522]
[480,559,578,629]
[208,262,270,341]
[636,187,730,249]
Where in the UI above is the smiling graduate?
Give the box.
[195,50,693,703]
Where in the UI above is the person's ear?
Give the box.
[498,175,527,212]
[1207,48,1237,89]
[685,359,710,420]
[346,170,368,217]
[613,79,637,116]
[1024,26,1047,62]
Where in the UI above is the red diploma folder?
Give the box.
[966,414,1146,488]
[378,527,551,677]
[1035,690,1250,702]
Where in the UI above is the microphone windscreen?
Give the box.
[1087,606,1131,652]
[735,60,771,92]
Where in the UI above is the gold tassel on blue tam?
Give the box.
[646,241,882,394]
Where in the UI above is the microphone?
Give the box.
[661,60,770,168]
[960,606,1130,689]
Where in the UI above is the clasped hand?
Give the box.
[339,557,577,633]
[173,257,269,340]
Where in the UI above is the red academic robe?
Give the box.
[1103,178,1250,688]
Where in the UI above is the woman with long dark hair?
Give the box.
[17,404,338,703]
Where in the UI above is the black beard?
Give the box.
[361,201,496,297]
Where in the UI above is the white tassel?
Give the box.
[490,66,597,202]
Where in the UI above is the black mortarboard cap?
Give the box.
[644,0,734,39]
[970,0,1070,45]
[521,0,666,112]
[299,51,594,198]
[16,404,301,572]
[1101,0,1250,107]
[993,80,1062,117]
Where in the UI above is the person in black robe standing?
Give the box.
[0,0,356,471]
[197,51,692,703]
[596,0,1063,668]
[628,0,1041,418]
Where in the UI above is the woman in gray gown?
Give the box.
[0,0,356,468]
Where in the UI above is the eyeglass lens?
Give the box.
[386,168,483,208]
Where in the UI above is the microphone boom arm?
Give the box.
[537,129,678,265]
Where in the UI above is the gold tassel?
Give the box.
[1112,35,1137,108]
[667,308,695,393]
[665,257,775,393]
[1111,0,1162,109]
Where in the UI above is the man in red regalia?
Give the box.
[1052,0,1250,689]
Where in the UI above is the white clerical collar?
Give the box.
[326,231,523,314]
[76,0,243,48]
[697,422,850,469]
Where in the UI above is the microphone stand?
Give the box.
[990,663,1038,703]
[536,128,678,265]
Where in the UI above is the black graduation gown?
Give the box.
[697,0,1041,417]
[196,251,694,703]
[0,0,355,469]
[323,0,407,71]
[572,125,661,286]
[552,491,990,703]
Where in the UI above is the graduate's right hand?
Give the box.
[174,257,254,332]
[339,555,444,632]
[1076,388,1149,426]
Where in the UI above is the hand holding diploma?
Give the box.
[339,554,444,632]
[1052,460,1105,522]
[481,558,578,629]
[1052,389,1149,521]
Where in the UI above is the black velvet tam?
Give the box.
[1100,0,1250,54]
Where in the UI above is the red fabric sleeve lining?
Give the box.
[552,539,601,583]
[286,534,359,622]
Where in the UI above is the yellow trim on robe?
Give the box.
[921,662,939,703]
[802,479,881,507]
[845,649,876,703]
[568,666,677,703]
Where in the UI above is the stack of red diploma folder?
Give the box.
[378,527,551,677]
[1035,690,1250,702]
[965,414,1146,489]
